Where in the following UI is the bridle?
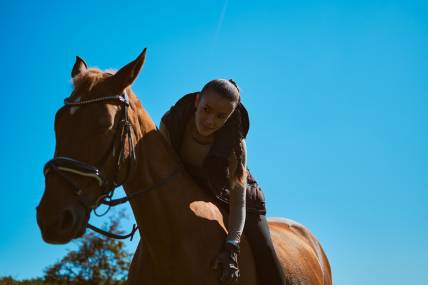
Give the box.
[43,90,139,239]
[43,90,180,240]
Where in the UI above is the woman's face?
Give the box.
[194,91,237,137]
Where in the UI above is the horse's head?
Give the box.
[37,50,146,244]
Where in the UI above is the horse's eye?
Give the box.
[93,122,113,134]
[94,116,113,129]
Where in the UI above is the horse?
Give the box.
[36,49,332,285]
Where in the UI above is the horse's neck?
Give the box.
[122,99,189,274]
[122,97,229,282]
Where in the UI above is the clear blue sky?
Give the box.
[0,1,427,284]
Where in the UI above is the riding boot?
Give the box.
[244,212,286,285]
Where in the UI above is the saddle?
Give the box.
[184,160,266,215]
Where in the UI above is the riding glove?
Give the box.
[212,242,240,284]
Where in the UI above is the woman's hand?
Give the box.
[211,242,240,284]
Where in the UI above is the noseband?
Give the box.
[44,91,138,239]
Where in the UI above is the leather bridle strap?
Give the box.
[101,167,182,207]
[44,91,137,239]
[88,223,139,240]
[45,90,183,241]
[44,157,113,210]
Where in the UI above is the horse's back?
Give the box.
[188,200,332,285]
[268,218,332,285]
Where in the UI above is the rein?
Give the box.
[44,91,179,240]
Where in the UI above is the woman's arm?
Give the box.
[226,139,247,246]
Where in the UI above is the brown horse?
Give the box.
[36,50,332,285]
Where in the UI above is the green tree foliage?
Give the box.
[1,212,133,285]
[43,211,132,285]
[0,277,47,285]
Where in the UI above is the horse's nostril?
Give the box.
[61,209,75,230]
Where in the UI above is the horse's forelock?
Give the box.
[72,68,104,88]
[70,68,116,100]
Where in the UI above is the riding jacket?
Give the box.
[159,92,266,243]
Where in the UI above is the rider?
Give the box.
[159,79,285,284]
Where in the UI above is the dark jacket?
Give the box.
[161,92,266,214]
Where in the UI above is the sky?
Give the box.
[0,0,427,284]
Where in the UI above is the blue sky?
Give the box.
[0,1,427,284]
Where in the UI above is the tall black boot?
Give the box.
[244,212,286,285]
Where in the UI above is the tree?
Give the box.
[43,211,132,285]
[0,277,46,285]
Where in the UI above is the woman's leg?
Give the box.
[244,212,286,285]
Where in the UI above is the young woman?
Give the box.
[160,79,285,284]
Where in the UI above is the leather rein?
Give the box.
[43,91,180,240]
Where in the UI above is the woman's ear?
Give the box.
[195,93,200,108]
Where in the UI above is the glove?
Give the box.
[211,242,240,284]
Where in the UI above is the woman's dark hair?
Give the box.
[201,79,246,185]
[201,79,240,104]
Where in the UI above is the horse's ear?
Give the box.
[109,48,147,93]
[71,56,88,78]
